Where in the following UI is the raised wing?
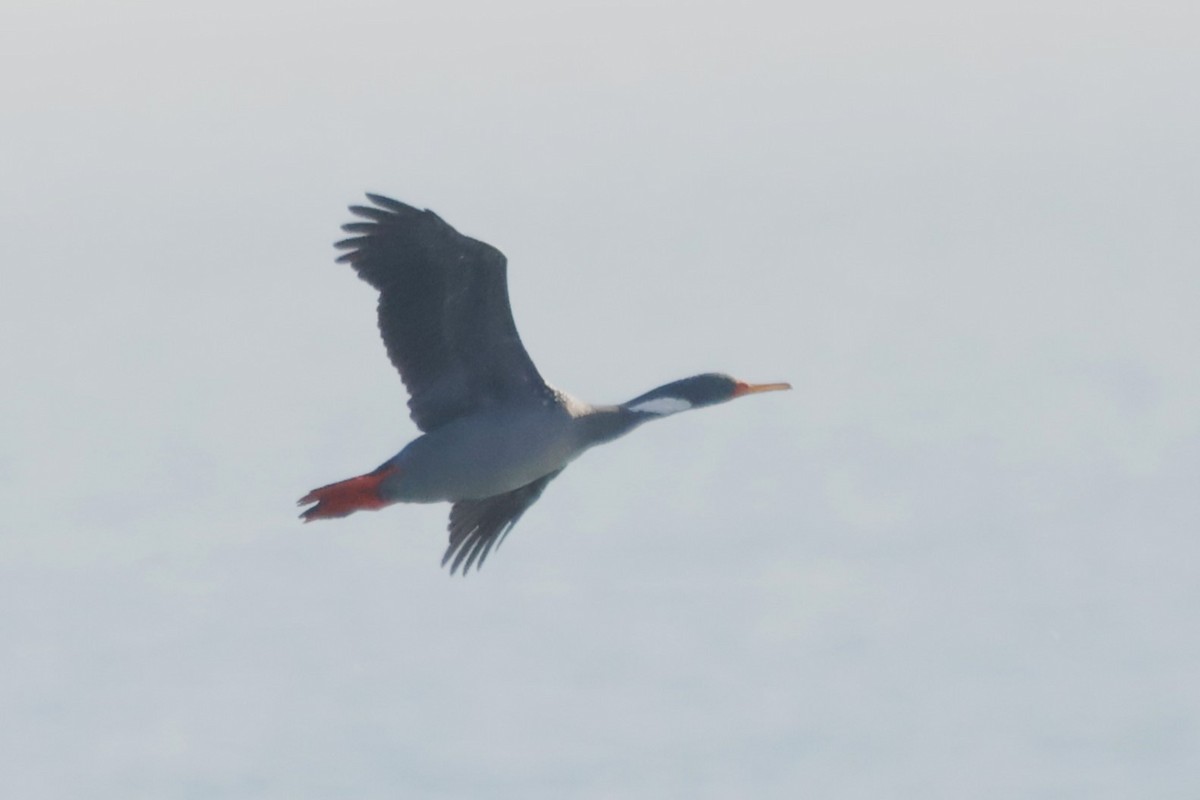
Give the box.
[442,469,564,575]
[335,194,554,431]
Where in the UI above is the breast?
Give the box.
[387,405,587,502]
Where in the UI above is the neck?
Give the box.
[576,404,646,447]
[576,377,706,448]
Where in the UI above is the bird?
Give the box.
[299,193,790,574]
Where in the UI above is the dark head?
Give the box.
[621,372,791,417]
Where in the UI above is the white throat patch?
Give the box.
[627,396,693,416]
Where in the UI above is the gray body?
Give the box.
[383,393,637,502]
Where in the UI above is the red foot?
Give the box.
[298,464,399,521]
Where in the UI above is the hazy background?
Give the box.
[2,1,1198,797]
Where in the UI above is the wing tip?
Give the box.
[347,204,390,222]
[364,192,417,213]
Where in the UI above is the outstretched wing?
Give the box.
[335,193,554,432]
[442,469,564,575]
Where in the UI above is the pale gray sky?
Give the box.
[2,1,1198,797]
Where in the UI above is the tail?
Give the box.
[298,464,400,522]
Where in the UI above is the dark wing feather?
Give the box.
[442,469,564,575]
[335,193,553,431]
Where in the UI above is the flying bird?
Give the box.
[299,194,790,573]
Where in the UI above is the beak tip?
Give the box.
[733,380,793,397]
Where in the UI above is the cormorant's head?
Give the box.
[622,373,791,416]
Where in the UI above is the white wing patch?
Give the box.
[627,396,693,416]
